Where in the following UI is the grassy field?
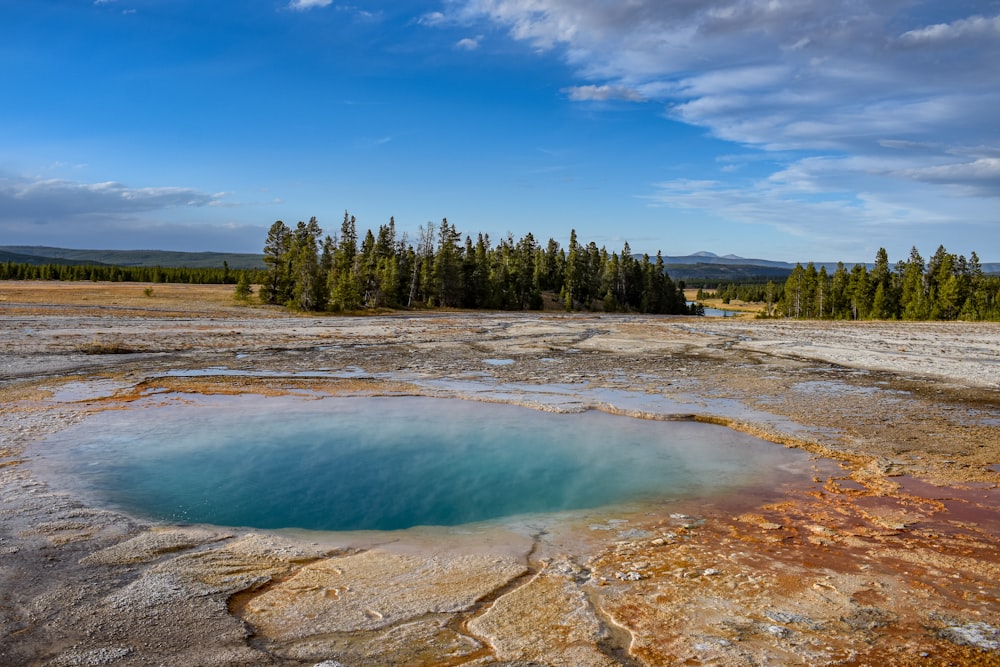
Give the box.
[2,282,769,317]
[0,280,262,316]
[684,288,764,316]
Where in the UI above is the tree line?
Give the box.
[778,246,1000,321]
[0,261,250,285]
[258,213,694,314]
[697,281,782,306]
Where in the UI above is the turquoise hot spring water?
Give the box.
[34,395,812,532]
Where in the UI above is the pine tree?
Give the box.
[514,232,542,309]
[870,248,897,319]
[848,263,871,320]
[330,212,361,311]
[564,229,582,310]
[260,220,291,305]
[234,272,253,301]
[289,217,323,311]
[433,218,464,308]
[816,266,828,318]
[901,247,927,320]
[784,264,805,318]
[373,219,399,308]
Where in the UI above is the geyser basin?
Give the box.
[37,395,812,532]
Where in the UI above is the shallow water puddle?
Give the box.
[33,395,817,532]
[46,379,132,403]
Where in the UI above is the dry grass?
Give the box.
[0,281,277,317]
[684,288,764,316]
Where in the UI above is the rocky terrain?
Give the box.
[1,282,999,666]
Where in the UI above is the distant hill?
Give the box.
[0,248,101,266]
[2,245,995,277]
[0,246,265,270]
[661,252,1000,277]
[670,251,799,269]
[663,262,793,282]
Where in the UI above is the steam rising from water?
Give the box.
[37,396,809,531]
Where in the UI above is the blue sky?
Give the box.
[1,0,998,262]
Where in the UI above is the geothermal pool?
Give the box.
[35,395,812,532]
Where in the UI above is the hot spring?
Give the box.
[35,395,811,532]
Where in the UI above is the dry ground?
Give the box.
[1,281,999,666]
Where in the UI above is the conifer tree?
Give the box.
[288,217,323,311]
[260,220,291,305]
[829,263,849,318]
[330,212,361,311]
[433,219,463,308]
[901,247,927,320]
[234,272,253,301]
[848,263,871,320]
[564,229,582,310]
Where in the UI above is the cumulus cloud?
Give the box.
[448,0,1000,244]
[456,36,482,50]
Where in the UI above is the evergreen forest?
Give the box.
[4,220,997,322]
[257,214,693,314]
[0,261,243,285]
[777,246,1000,321]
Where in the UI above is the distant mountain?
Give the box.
[662,262,793,282]
[2,245,995,277]
[0,246,265,270]
[663,253,799,269]
[0,248,102,266]
[656,252,1000,279]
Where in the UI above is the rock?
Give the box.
[841,607,897,631]
[46,646,133,666]
[765,610,823,630]
[241,547,528,639]
[466,568,618,667]
[939,622,1000,651]
[766,624,790,638]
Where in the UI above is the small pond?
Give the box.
[35,395,813,532]
[687,301,738,317]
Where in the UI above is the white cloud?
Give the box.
[0,175,228,221]
[449,1,1000,249]
[563,84,645,102]
[456,36,482,50]
[893,158,1000,194]
[288,0,333,11]
[419,11,447,26]
[898,14,1000,45]
[0,174,261,251]
[647,150,999,260]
